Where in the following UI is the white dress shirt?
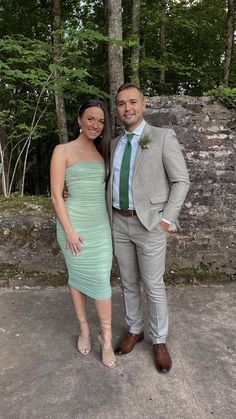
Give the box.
[113,120,146,210]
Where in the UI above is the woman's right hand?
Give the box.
[63,186,70,201]
[66,230,84,256]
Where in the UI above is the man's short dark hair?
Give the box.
[116,83,144,102]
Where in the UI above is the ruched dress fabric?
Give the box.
[57,162,112,300]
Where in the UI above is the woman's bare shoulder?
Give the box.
[54,143,68,151]
[52,143,70,157]
[51,144,70,166]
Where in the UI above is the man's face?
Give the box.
[116,87,146,131]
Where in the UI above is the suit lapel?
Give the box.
[133,123,152,176]
[110,135,121,167]
[110,122,152,185]
[109,134,123,196]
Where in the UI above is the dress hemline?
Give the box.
[68,280,112,301]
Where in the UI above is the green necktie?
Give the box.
[119,133,134,210]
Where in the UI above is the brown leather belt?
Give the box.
[113,207,137,217]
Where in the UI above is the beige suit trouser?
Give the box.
[112,212,168,344]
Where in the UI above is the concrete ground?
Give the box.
[0,283,235,419]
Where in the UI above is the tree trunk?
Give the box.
[223,0,235,87]
[0,124,8,195]
[130,0,141,87]
[52,0,68,143]
[106,0,124,134]
[159,0,167,94]
[17,143,23,193]
[0,97,9,196]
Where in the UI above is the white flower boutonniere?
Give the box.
[139,134,151,149]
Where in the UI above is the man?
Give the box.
[107,83,190,373]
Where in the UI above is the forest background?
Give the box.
[0,0,235,197]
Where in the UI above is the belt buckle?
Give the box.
[113,207,136,217]
[128,209,135,216]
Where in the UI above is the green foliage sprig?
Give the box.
[139,134,151,149]
[205,87,236,109]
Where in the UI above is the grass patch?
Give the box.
[0,263,234,289]
[0,193,54,216]
[164,266,234,285]
[0,264,67,288]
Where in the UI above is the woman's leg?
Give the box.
[95,298,116,368]
[95,298,112,348]
[70,286,91,354]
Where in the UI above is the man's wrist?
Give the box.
[159,220,169,231]
[161,217,171,225]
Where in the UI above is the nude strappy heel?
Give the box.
[98,320,116,369]
[77,315,91,356]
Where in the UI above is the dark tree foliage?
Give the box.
[137,0,229,95]
[0,0,235,195]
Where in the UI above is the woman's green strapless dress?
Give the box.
[57,162,112,300]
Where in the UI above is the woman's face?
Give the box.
[78,107,105,140]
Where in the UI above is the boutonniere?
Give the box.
[139,134,151,149]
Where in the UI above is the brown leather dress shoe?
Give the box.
[153,343,172,373]
[115,332,144,355]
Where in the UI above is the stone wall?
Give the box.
[0,96,235,277]
[144,96,235,274]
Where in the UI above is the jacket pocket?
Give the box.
[150,195,168,204]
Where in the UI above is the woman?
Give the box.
[50,99,116,368]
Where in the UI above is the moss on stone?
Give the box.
[164,266,234,285]
[0,263,67,288]
[0,262,234,289]
[0,196,234,287]
[0,194,54,216]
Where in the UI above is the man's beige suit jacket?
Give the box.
[107,122,190,232]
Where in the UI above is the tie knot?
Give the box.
[127,133,134,143]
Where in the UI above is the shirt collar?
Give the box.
[124,120,146,137]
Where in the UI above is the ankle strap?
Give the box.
[77,315,87,324]
[100,319,112,330]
